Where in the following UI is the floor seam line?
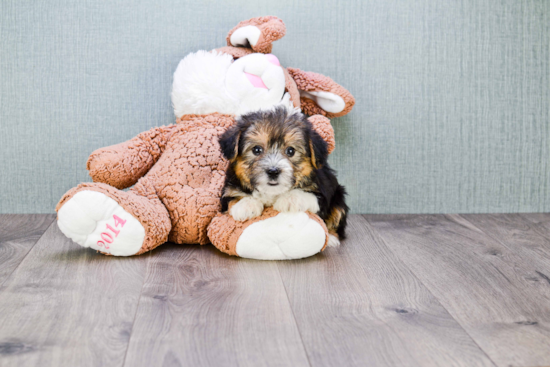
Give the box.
[458,213,550,259]
[361,214,500,367]
[121,251,151,367]
[275,263,313,367]
[518,213,550,242]
[457,214,513,249]
[0,215,56,289]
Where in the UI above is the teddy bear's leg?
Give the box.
[163,186,222,246]
[226,16,286,54]
[208,208,329,260]
[56,180,171,256]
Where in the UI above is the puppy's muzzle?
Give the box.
[266,167,281,182]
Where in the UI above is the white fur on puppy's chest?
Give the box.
[229,189,320,222]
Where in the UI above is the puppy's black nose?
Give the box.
[266,167,281,179]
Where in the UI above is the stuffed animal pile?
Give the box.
[56,16,355,260]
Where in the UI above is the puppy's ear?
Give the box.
[219,126,241,161]
[309,129,329,169]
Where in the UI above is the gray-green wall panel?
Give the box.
[1,0,549,213]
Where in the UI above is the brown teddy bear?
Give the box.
[56,16,355,260]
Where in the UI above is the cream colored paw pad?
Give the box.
[57,190,145,256]
[236,212,326,260]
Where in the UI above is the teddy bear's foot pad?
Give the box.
[236,212,326,260]
[57,190,145,256]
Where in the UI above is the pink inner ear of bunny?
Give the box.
[226,16,286,54]
[308,115,335,154]
[287,67,355,118]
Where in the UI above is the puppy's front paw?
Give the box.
[273,190,320,213]
[230,197,264,221]
[327,234,341,248]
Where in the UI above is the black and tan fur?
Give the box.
[219,107,348,240]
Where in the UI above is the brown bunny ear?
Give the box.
[287,68,355,118]
[308,115,335,154]
[226,16,286,54]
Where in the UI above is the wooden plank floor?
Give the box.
[0,214,549,367]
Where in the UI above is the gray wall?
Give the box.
[1,0,549,214]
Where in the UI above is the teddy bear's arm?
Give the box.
[87,125,176,189]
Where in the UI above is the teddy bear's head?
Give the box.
[171,16,355,123]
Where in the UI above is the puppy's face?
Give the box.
[221,108,327,197]
[237,116,308,197]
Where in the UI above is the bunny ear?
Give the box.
[226,16,286,54]
[287,68,355,118]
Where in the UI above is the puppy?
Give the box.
[219,107,348,247]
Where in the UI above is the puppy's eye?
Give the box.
[285,147,295,157]
[252,146,263,156]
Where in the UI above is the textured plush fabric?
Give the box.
[2,1,550,214]
[208,207,328,257]
[211,51,309,113]
[64,113,235,246]
[287,68,355,118]
[54,15,353,257]
[57,111,337,254]
[283,67,301,111]
[87,126,176,189]
[56,181,171,255]
[226,16,286,54]
[308,115,335,154]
